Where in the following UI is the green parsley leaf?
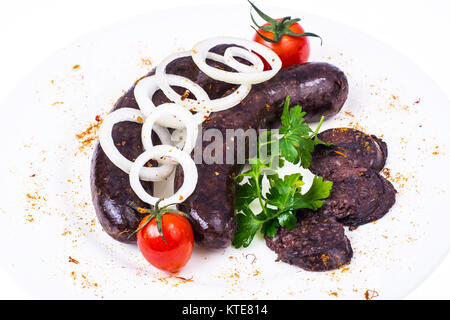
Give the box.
[235,175,260,212]
[266,173,303,211]
[277,211,297,230]
[299,175,333,210]
[278,96,328,168]
[260,218,280,238]
[232,96,333,248]
[232,205,262,248]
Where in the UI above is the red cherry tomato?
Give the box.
[137,212,194,273]
[253,21,310,68]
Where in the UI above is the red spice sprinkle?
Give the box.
[172,275,193,283]
[68,256,79,264]
[73,64,80,70]
[181,90,190,101]
[76,119,103,151]
[141,58,152,66]
[364,289,379,300]
[334,151,348,158]
[329,292,338,297]
[95,115,102,122]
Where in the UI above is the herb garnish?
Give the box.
[232,96,333,248]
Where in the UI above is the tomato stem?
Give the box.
[127,200,191,242]
[248,0,322,44]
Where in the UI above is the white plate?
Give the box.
[0,3,449,299]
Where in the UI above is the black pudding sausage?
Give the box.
[90,91,155,243]
[174,62,349,248]
[91,50,239,243]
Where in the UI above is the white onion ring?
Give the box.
[204,51,253,111]
[155,51,210,113]
[171,128,187,149]
[99,108,174,181]
[192,36,282,85]
[129,145,198,207]
[134,74,210,128]
[223,46,264,73]
[155,50,252,113]
[141,103,198,155]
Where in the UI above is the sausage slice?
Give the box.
[314,166,396,226]
[265,212,353,271]
[309,128,387,178]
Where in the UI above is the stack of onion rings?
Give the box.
[99,36,282,206]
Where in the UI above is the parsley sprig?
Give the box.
[232,97,333,248]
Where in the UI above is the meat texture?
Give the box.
[309,128,388,178]
[309,128,396,227]
[265,212,353,271]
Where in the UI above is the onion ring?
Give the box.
[141,103,198,155]
[155,51,210,113]
[223,46,264,73]
[99,108,174,181]
[129,145,198,207]
[134,74,210,128]
[171,128,187,150]
[155,50,252,113]
[192,36,282,85]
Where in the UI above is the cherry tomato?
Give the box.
[253,21,310,68]
[137,212,194,273]
[248,1,320,68]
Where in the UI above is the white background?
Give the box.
[0,0,448,299]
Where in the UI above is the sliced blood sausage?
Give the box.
[265,212,353,271]
[335,169,396,226]
[307,127,395,226]
[309,128,387,179]
[293,237,353,272]
[317,167,396,226]
[91,46,349,245]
